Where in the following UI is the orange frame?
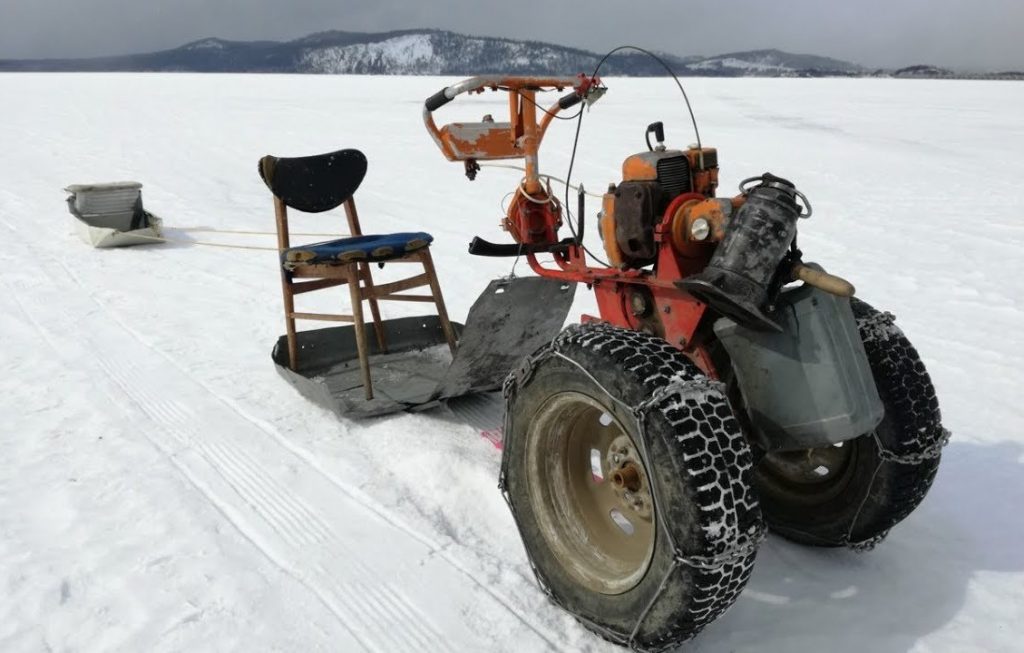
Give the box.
[423,76,719,377]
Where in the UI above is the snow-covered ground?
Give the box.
[1,73,1022,652]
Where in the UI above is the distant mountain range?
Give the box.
[1,29,1020,79]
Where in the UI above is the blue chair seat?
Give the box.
[282,232,433,269]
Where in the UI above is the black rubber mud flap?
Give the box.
[435,277,576,399]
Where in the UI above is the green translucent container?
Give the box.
[713,284,884,451]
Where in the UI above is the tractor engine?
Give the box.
[600,122,720,269]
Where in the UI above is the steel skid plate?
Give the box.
[271,277,577,418]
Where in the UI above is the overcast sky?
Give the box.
[1,0,1021,71]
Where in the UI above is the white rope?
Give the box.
[119,232,282,251]
[178,227,346,237]
[120,164,599,251]
[163,162,602,247]
[516,178,558,205]
[125,228,356,252]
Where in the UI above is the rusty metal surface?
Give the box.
[687,147,720,196]
[424,77,580,175]
[440,122,519,160]
[669,197,728,251]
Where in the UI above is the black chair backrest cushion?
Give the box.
[258,149,367,213]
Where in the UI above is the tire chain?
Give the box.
[499,323,766,652]
[501,309,951,645]
[818,308,950,551]
[873,428,951,465]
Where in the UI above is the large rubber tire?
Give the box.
[752,298,946,547]
[502,323,763,649]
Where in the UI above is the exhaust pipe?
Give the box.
[680,173,804,331]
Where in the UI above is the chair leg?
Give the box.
[280,270,299,370]
[420,248,458,354]
[358,261,388,353]
[347,265,374,400]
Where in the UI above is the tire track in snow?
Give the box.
[9,289,457,653]
[44,248,563,647]
[190,371,565,651]
[0,220,560,652]
[86,354,452,651]
[0,283,367,652]
[93,356,326,549]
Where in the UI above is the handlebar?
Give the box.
[557,91,583,110]
[422,74,605,193]
[422,76,584,114]
[424,88,453,112]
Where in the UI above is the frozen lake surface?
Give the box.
[1,73,1022,652]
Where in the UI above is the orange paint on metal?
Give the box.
[508,92,520,139]
[504,191,560,245]
[538,97,561,140]
[669,198,699,252]
[600,192,625,268]
[467,76,576,91]
[657,193,716,278]
[686,147,719,196]
[425,76,582,166]
[520,89,542,194]
[438,122,521,160]
[591,276,716,378]
[621,154,658,182]
[670,198,727,252]
[423,74,724,378]
[692,169,719,196]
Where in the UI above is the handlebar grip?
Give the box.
[558,91,583,110]
[425,88,453,112]
[791,263,856,297]
[468,236,575,257]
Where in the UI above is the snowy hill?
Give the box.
[0,29,862,77]
[687,49,864,76]
[294,31,606,75]
[892,64,956,78]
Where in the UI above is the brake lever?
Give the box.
[585,86,607,107]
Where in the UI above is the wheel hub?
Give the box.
[755,440,858,506]
[525,392,656,595]
[607,434,653,519]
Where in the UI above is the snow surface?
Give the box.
[1,73,1023,652]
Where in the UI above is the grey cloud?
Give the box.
[0,0,1021,71]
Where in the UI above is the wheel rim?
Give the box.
[756,439,858,503]
[525,391,656,595]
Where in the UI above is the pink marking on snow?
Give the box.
[480,428,504,450]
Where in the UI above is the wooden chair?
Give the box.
[258,148,457,400]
